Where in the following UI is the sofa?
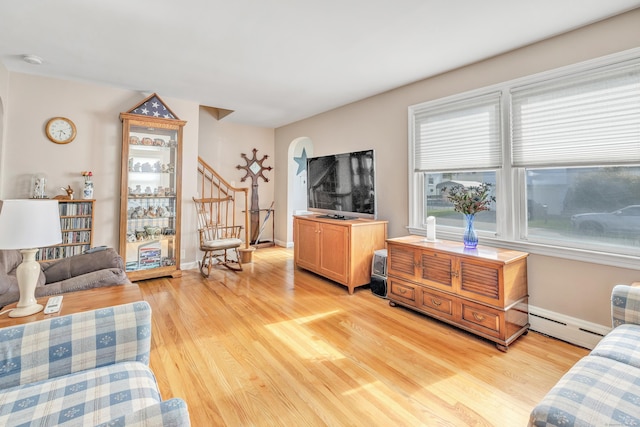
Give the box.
[0,301,190,426]
[529,284,640,426]
[0,248,131,308]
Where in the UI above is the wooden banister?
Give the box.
[197,157,250,252]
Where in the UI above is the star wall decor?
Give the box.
[293,147,307,176]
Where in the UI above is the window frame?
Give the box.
[408,48,640,270]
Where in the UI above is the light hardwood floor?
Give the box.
[138,247,588,426]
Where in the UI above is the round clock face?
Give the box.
[46,117,77,144]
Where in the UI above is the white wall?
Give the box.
[0,61,10,198]
[274,9,640,328]
[197,109,275,241]
[1,74,201,267]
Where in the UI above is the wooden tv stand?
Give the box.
[386,236,529,351]
[293,215,387,294]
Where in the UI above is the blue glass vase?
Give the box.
[463,214,478,248]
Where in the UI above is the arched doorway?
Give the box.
[285,137,313,247]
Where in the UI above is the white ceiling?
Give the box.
[1,1,639,128]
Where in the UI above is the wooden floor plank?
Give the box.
[137,247,588,426]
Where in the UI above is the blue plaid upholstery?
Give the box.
[591,324,640,369]
[0,302,190,426]
[529,285,640,427]
[529,356,640,427]
[612,284,640,327]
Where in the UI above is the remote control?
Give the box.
[84,245,107,254]
[44,296,63,314]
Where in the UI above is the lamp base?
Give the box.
[9,303,43,318]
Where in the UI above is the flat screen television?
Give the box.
[306,149,376,220]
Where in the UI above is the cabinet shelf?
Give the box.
[127,195,176,199]
[120,93,185,281]
[37,199,94,262]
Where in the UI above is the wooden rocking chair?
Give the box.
[193,197,243,275]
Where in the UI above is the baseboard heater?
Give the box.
[528,305,610,350]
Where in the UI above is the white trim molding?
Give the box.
[529,305,611,350]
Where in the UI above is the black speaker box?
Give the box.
[372,249,388,277]
[370,274,387,298]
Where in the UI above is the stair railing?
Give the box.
[197,156,250,253]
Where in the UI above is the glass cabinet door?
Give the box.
[120,94,185,281]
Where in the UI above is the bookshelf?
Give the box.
[37,199,95,261]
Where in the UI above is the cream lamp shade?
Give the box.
[0,199,62,317]
[0,199,62,249]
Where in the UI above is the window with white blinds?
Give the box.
[511,59,640,167]
[409,49,640,265]
[412,92,502,172]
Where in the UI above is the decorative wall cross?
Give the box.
[236,148,273,243]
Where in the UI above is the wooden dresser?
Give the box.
[294,215,387,294]
[386,235,529,351]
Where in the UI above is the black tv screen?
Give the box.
[306,149,376,219]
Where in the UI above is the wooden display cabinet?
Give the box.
[386,235,529,351]
[119,94,186,281]
[37,199,94,261]
[293,215,388,294]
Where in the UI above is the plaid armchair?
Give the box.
[529,284,640,427]
[0,301,190,426]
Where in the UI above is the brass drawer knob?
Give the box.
[431,298,442,306]
[472,312,485,322]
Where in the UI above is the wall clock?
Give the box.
[45,117,77,144]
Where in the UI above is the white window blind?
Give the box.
[511,59,640,167]
[413,92,502,172]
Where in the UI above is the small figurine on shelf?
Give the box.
[130,206,144,219]
[141,162,153,172]
[134,162,141,172]
[128,158,134,172]
[54,185,74,200]
[153,161,162,173]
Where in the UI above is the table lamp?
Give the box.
[0,199,62,317]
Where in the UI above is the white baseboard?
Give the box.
[529,305,611,349]
[180,261,198,271]
[276,239,293,248]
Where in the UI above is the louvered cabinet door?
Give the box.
[457,256,528,309]
[457,258,502,307]
[418,250,455,293]
[387,244,417,281]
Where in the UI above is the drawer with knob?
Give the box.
[420,288,455,320]
[460,300,501,338]
[388,277,418,307]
